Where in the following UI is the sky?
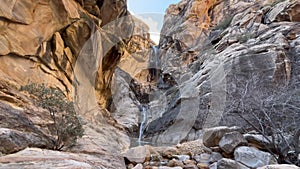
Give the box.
[127,0,181,44]
[127,0,180,14]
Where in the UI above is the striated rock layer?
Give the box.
[143,0,300,146]
[0,0,300,168]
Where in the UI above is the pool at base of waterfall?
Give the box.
[130,137,153,147]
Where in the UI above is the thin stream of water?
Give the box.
[138,106,147,144]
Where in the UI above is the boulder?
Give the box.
[122,146,151,164]
[172,155,190,162]
[168,159,184,167]
[183,164,198,169]
[209,158,249,169]
[197,163,210,169]
[133,163,143,169]
[209,162,217,169]
[193,153,211,164]
[257,164,299,169]
[243,133,272,150]
[219,131,248,154]
[208,152,223,164]
[203,126,241,148]
[234,146,276,168]
[158,147,179,158]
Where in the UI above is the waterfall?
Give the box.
[138,105,148,144]
[149,46,160,81]
[152,45,159,69]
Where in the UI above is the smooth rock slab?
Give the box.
[0,147,126,169]
[234,146,276,168]
[219,131,248,154]
[203,126,241,148]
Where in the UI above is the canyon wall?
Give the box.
[0,0,151,168]
[142,0,300,144]
[0,0,299,168]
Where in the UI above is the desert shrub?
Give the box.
[228,73,300,165]
[21,83,84,150]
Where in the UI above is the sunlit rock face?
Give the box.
[0,0,152,168]
[143,0,300,144]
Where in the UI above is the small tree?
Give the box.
[21,83,84,150]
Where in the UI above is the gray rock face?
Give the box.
[264,0,300,23]
[143,0,300,146]
[219,131,248,154]
[234,146,276,168]
[110,68,141,131]
[203,126,241,148]
[0,128,52,154]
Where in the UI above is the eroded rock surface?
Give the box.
[144,0,300,147]
[0,147,126,169]
[234,146,276,168]
[0,0,151,168]
[219,131,248,154]
[0,0,300,168]
[202,126,241,148]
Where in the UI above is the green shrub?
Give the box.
[21,83,84,150]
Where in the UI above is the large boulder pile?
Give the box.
[124,126,299,169]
